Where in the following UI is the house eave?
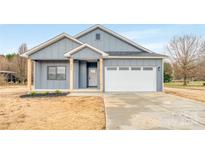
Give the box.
[105,56,167,59]
[22,33,83,58]
[74,24,153,53]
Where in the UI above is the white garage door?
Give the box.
[105,66,157,92]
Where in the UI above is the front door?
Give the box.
[88,63,97,87]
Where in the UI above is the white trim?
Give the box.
[64,43,109,57]
[105,56,166,59]
[162,58,164,92]
[21,33,83,58]
[74,24,153,53]
[33,61,35,90]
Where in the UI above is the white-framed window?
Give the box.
[48,66,66,80]
[143,67,153,71]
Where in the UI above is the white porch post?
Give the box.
[27,59,32,91]
[99,58,104,92]
[69,58,74,91]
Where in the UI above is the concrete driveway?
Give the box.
[104,93,205,130]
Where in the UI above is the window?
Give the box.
[96,33,100,40]
[131,67,141,71]
[143,67,153,71]
[48,66,66,80]
[107,67,117,71]
[119,67,129,70]
[48,66,56,80]
[57,67,66,80]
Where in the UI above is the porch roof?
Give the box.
[64,43,109,58]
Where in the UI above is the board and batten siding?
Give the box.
[71,47,102,60]
[34,60,70,89]
[104,59,163,91]
[30,38,81,60]
[77,28,142,52]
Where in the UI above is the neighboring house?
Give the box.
[22,25,166,92]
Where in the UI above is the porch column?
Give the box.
[27,59,32,91]
[69,58,74,91]
[99,58,104,92]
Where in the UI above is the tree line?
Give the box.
[0,44,27,85]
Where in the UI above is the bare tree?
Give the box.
[15,43,28,84]
[167,35,205,85]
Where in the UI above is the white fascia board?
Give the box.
[21,33,83,58]
[64,43,109,57]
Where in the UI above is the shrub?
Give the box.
[44,91,49,95]
[30,91,37,96]
[164,73,172,83]
[55,90,62,94]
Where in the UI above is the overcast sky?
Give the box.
[1,24,205,55]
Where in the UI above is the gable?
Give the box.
[71,47,102,60]
[29,38,81,60]
[76,28,143,52]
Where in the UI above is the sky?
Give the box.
[1,24,205,55]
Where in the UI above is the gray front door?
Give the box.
[88,66,97,87]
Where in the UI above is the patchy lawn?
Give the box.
[165,81,205,102]
[0,86,105,130]
[165,81,205,90]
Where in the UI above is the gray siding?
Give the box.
[104,59,163,91]
[34,60,70,89]
[71,47,102,60]
[77,28,142,52]
[30,38,80,60]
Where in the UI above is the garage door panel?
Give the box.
[105,66,156,92]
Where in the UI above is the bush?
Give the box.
[55,90,62,94]
[164,73,172,83]
[44,91,49,95]
[30,91,37,96]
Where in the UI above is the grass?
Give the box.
[165,81,205,89]
[0,86,105,130]
[165,81,205,102]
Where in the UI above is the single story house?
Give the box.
[21,24,166,92]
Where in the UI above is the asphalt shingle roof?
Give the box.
[106,51,167,57]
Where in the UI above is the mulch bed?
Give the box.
[20,92,69,98]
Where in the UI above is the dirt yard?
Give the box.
[0,86,105,130]
[165,87,205,103]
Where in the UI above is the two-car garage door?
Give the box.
[105,66,157,92]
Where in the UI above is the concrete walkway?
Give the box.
[104,93,205,130]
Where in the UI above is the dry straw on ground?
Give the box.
[165,87,205,103]
[0,86,105,130]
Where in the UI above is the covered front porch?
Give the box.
[69,59,104,92]
[66,44,108,92]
